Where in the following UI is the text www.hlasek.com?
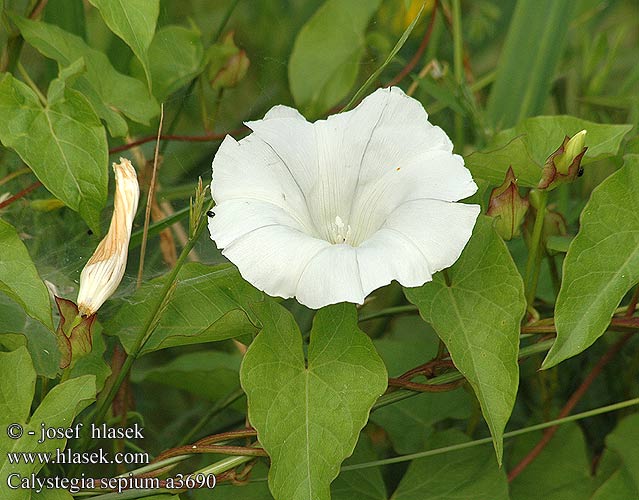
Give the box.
[7,448,149,465]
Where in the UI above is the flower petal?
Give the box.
[211,135,313,230]
[349,151,477,244]
[209,199,310,248]
[355,228,432,294]
[295,244,365,308]
[382,199,481,274]
[221,225,330,301]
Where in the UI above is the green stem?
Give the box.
[358,305,418,322]
[212,0,241,42]
[525,191,548,306]
[85,201,214,441]
[343,397,639,471]
[0,167,31,187]
[17,62,46,105]
[451,0,464,151]
[178,388,245,446]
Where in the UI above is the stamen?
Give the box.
[329,215,352,244]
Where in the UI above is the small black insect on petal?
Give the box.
[87,229,94,236]
[577,167,585,177]
[206,210,215,218]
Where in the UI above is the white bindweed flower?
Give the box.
[209,87,480,309]
[77,158,139,316]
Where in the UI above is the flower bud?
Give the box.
[77,158,139,317]
[208,32,250,90]
[538,130,587,190]
[487,166,529,240]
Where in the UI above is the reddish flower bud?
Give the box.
[538,130,587,190]
[208,32,250,90]
[487,166,529,240]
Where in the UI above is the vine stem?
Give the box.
[0,180,42,209]
[507,331,634,481]
[0,167,31,187]
[343,397,639,472]
[108,129,245,155]
[80,199,214,450]
[451,0,464,151]
[136,103,165,289]
[524,190,548,306]
[386,0,439,87]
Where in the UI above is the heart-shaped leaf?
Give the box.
[241,302,387,500]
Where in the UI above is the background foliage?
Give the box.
[0,0,638,499]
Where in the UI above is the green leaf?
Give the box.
[240,302,387,500]
[12,15,159,136]
[391,429,509,499]
[0,290,59,379]
[405,216,525,463]
[593,414,639,500]
[289,0,382,118]
[88,0,159,89]
[331,434,387,500]
[508,424,593,500]
[43,0,86,39]
[465,135,541,188]
[0,347,96,500]
[485,0,576,128]
[0,219,53,330]
[466,116,632,187]
[542,155,639,368]
[134,350,241,404]
[0,73,107,233]
[106,263,268,355]
[147,25,205,101]
[371,317,471,454]
[496,116,633,167]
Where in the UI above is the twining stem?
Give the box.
[343,397,639,472]
[0,180,42,210]
[132,395,639,496]
[524,190,548,306]
[108,130,241,155]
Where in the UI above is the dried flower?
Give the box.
[77,158,139,316]
[209,87,480,309]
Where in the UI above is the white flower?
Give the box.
[77,158,139,316]
[209,87,480,309]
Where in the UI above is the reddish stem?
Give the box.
[0,180,42,209]
[387,377,464,392]
[108,128,246,155]
[386,0,439,88]
[507,332,633,482]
